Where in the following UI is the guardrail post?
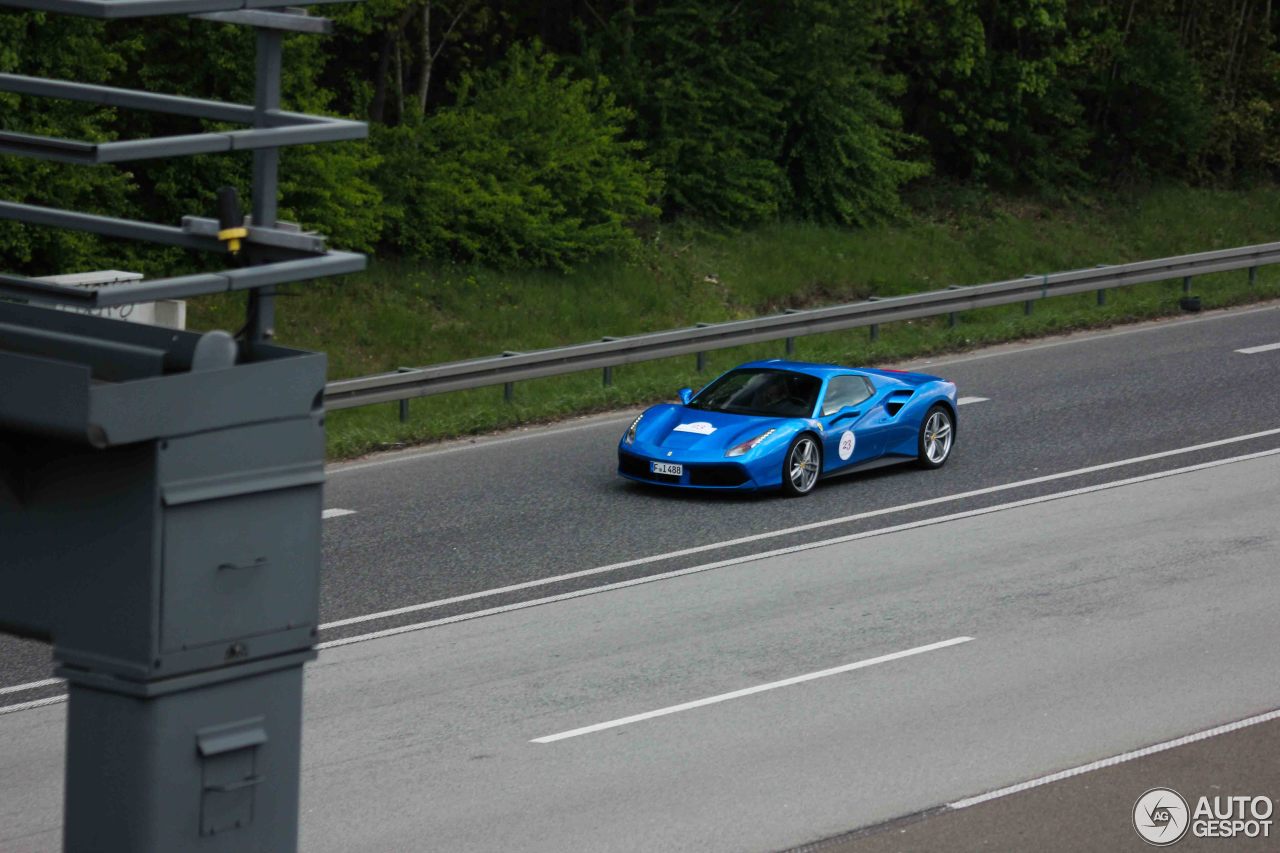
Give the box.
[1183,275,1192,294]
[1096,265,1110,306]
[1250,266,1258,287]
[867,297,880,341]
[502,351,519,402]
[946,285,962,327]
[695,323,711,372]
[1024,272,1044,312]
[783,309,799,355]
[601,337,619,386]
[396,366,413,421]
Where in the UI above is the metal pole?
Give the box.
[1250,266,1258,287]
[695,323,710,372]
[502,351,518,402]
[602,337,617,386]
[1183,275,1192,294]
[247,28,283,343]
[1097,289,1106,306]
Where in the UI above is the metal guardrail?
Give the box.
[323,240,1279,411]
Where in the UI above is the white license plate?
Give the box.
[651,461,683,476]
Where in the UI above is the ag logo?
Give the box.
[1134,788,1190,845]
[837,430,855,460]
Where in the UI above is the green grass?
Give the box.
[186,185,1280,459]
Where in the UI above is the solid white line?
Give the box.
[904,302,1280,370]
[957,396,989,405]
[531,637,975,744]
[318,426,1280,631]
[328,411,641,475]
[1236,342,1280,354]
[323,508,357,519]
[0,678,60,697]
[0,695,67,716]
[316,446,1280,650]
[948,707,1280,809]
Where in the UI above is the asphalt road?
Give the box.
[4,433,1280,850]
[2,302,1280,850]
[3,304,1280,697]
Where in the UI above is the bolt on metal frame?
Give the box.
[0,2,366,340]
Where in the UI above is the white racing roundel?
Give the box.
[838,430,856,460]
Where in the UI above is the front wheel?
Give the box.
[781,434,822,497]
[916,405,954,469]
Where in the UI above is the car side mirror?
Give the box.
[678,387,693,405]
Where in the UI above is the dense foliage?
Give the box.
[3,1,1280,271]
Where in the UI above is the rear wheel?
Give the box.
[781,434,821,496]
[916,405,954,469]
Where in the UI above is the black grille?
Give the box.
[618,451,680,483]
[619,452,749,487]
[688,464,750,487]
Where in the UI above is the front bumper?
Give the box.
[617,448,758,490]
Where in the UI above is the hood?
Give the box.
[638,405,788,451]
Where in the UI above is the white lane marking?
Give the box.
[949,706,1280,809]
[1236,342,1280,354]
[0,695,67,716]
[319,426,1280,631]
[905,302,1280,370]
[323,508,357,519]
[316,446,1280,651]
[5,447,1279,715]
[328,411,642,475]
[957,396,989,405]
[0,678,60,697]
[532,637,974,744]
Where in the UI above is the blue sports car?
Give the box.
[617,360,957,496]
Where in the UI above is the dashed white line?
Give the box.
[957,396,989,405]
[948,706,1280,809]
[1235,342,1280,354]
[323,508,357,519]
[532,637,974,743]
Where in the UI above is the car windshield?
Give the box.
[687,369,821,418]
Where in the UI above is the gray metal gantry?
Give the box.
[0,3,365,850]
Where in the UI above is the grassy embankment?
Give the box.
[187,186,1280,459]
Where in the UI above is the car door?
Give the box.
[818,374,886,472]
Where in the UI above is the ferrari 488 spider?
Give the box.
[617,360,957,496]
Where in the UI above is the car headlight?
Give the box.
[625,413,644,445]
[725,429,775,457]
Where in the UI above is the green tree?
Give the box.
[376,41,660,268]
[888,0,1097,189]
[774,1,929,225]
[0,13,135,273]
[585,1,787,224]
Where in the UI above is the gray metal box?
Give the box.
[0,300,326,681]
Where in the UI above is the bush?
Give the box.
[376,42,661,269]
